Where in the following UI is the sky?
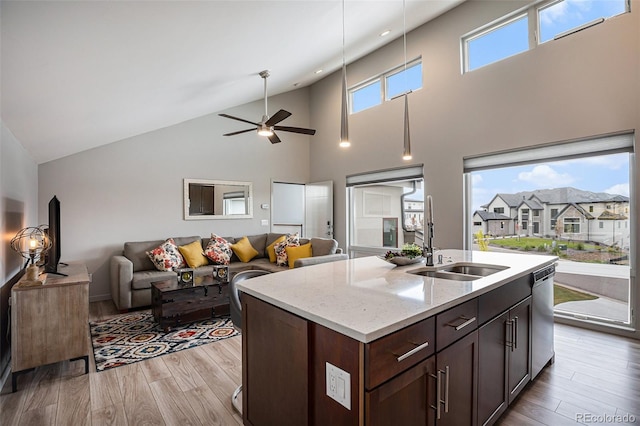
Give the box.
[471,152,630,212]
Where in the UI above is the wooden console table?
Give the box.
[11,262,90,392]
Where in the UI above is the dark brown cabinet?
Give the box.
[365,356,436,426]
[242,273,539,426]
[436,331,479,426]
[243,294,309,426]
[478,296,532,426]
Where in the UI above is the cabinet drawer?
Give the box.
[436,298,478,351]
[478,274,532,325]
[365,316,435,390]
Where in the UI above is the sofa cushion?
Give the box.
[146,238,186,272]
[310,238,338,256]
[178,240,209,268]
[231,236,260,263]
[266,235,286,263]
[249,258,288,273]
[131,270,176,290]
[204,234,233,265]
[245,234,268,259]
[285,243,312,268]
[274,233,300,267]
[124,239,163,272]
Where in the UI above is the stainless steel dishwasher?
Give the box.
[531,264,556,379]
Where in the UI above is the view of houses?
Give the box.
[472,187,630,250]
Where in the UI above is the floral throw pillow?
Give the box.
[146,238,186,272]
[274,233,300,267]
[204,233,232,265]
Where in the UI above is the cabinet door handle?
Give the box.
[447,316,476,331]
[513,316,519,350]
[505,319,514,350]
[430,370,443,419]
[443,365,450,413]
[395,341,430,362]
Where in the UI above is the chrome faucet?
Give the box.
[424,195,434,266]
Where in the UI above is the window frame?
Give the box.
[384,59,423,101]
[349,57,422,114]
[536,0,629,44]
[461,0,630,73]
[462,11,530,73]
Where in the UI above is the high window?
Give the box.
[462,0,629,73]
[464,14,529,72]
[538,0,628,43]
[350,59,422,114]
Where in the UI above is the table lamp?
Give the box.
[10,226,52,284]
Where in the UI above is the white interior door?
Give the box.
[271,182,305,236]
[305,181,333,239]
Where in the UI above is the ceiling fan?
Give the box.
[219,70,316,144]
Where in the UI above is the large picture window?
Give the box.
[464,132,634,329]
[347,165,424,257]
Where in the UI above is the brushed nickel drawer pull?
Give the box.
[446,316,476,331]
[430,370,443,419]
[395,341,430,362]
[444,365,450,413]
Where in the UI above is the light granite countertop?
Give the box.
[237,249,556,343]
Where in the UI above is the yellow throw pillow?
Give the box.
[178,240,209,268]
[267,235,287,263]
[285,243,312,269]
[231,236,259,263]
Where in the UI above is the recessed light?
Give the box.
[380,29,391,37]
[315,69,323,74]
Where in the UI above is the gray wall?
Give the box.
[24,0,640,341]
[38,89,312,301]
[309,0,639,251]
[1,121,38,378]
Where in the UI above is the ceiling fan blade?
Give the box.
[264,109,292,127]
[274,126,317,135]
[223,128,255,136]
[268,132,282,144]
[219,113,259,126]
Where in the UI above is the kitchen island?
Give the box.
[238,249,557,426]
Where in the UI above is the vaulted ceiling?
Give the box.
[1,1,464,164]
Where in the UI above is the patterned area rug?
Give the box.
[90,311,238,371]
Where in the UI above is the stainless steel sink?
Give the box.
[439,263,508,277]
[408,263,508,281]
[412,270,480,281]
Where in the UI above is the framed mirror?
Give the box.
[183,179,253,220]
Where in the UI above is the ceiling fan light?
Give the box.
[339,140,351,148]
[258,125,274,137]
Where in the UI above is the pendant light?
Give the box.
[339,0,350,148]
[401,0,412,161]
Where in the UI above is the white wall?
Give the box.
[38,88,312,301]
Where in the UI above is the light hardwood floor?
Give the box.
[1,300,639,425]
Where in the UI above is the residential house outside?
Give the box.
[473,187,630,249]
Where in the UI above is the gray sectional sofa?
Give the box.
[110,233,347,310]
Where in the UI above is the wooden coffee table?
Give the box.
[151,275,230,331]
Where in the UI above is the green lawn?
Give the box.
[486,236,599,251]
[554,284,598,306]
